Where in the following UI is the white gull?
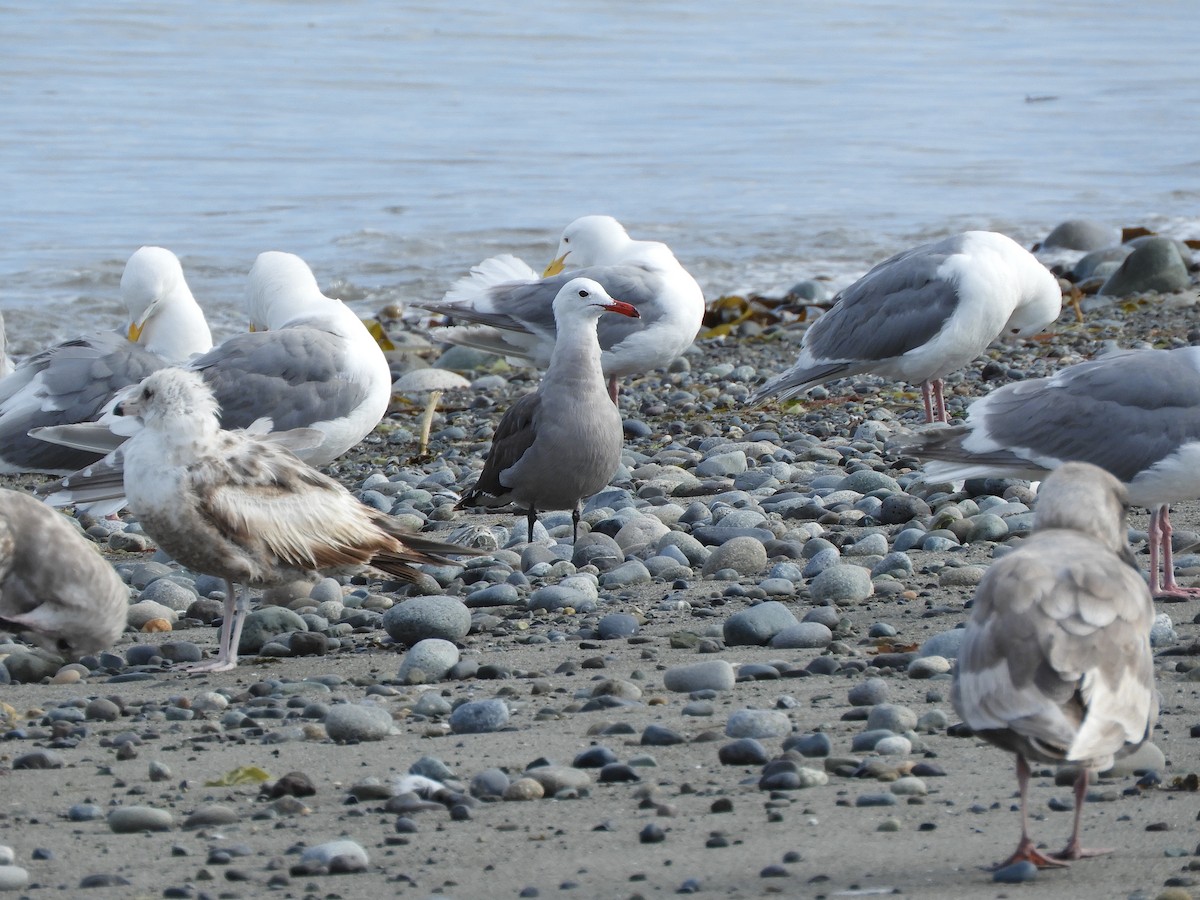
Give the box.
[750,231,1062,423]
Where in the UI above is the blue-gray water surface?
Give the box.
[1,0,1196,349]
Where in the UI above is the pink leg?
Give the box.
[999,755,1069,869]
[1053,768,1112,861]
[607,375,619,405]
[1150,505,1200,599]
[920,379,949,424]
[183,579,243,673]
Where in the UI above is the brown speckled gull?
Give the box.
[951,461,1157,868]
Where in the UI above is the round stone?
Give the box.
[397,638,460,683]
[662,660,736,693]
[725,708,791,739]
[723,601,799,646]
[701,536,768,576]
[382,596,470,645]
[809,564,873,602]
[449,699,510,734]
[324,703,397,742]
[300,840,369,872]
[769,622,832,649]
[866,703,918,733]
[848,678,889,707]
[596,613,640,640]
[107,806,173,833]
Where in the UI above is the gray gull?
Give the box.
[904,346,1200,598]
[458,277,639,542]
[35,251,393,511]
[0,310,13,377]
[416,215,703,401]
[952,462,1156,867]
[750,231,1062,422]
[115,367,481,673]
[0,488,127,657]
[0,246,212,474]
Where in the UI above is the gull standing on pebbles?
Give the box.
[116,367,481,673]
[952,462,1156,869]
[0,488,127,656]
[36,251,393,510]
[458,278,639,542]
[903,347,1200,598]
[0,246,212,474]
[750,231,1062,423]
[417,215,704,401]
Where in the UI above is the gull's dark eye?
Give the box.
[577,289,589,298]
[563,237,570,244]
[56,637,72,653]
[144,388,154,399]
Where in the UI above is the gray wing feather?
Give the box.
[459,393,541,507]
[192,328,369,431]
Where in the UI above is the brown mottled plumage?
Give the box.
[952,461,1157,868]
[118,367,480,672]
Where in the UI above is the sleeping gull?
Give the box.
[115,367,481,673]
[903,346,1200,598]
[458,277,639,542]
[35,251,393,511]
[0,488,127,657]
[417,215,703,401]
[952,462,1156,867]
[0,246,212,474]
[749,231,1062,422]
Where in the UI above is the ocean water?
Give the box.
[1,0,1197,351]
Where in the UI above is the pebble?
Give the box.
[718,738,770,765]
[848,678,889,706]
[663,660,736,693]
[992,860,1038,883]
[866,703,918,733]
[108,806,173,833]
[596,613,640,639]
[808,564,873,602]
[324,703,398,742]
[0,867,28,891]
[725,709,792,739]
[701,535,768,575]
[382,595,471,645]
[397,638,460,683]
[769,621,832,649]
[723,601,799,645]
[449,699,510,734]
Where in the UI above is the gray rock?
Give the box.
[126,599,178,628]
[866,703,918,733]
[596,613,640,640]
[2,649,63,683]
[449,699,510,734]
[238,607,307,653]
[769,622,832,649]
[801,546,841,578]
[808,564,873,602]
[524,765,592,794]
[137,578,198,610]
[871,551,914,578]
[397,638,460,683]
[464,583,522,608]
[1098,236,1190,296]
[325,703,398,742]
[723,601,799,646]
[695,450,748,478]
[702,535,768,576]
[848,677,889,706]
[107,806,173,833]
[656,531,710,565]
[725,708,791,739]
[908,656,952,678]
[1042,219,1119,251]
[662,660,736,693]
[600,560,652,588]
[874,735,913,756]
[0,866,28,891]
[877,494,931,525]
[382,596,470,645]
[919,629,965,659]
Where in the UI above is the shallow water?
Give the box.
[1,0,1197,349]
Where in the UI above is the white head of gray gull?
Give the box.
[458,277,640,542]
[903,346,1200,598]
[0,246,213,475]
[951,462,1156,868]
[749,231,1062,423]
[416,215,703,402]
[0,488,128,657]
[34,251,393,512]
[114,366,481,673]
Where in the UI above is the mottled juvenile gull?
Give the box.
[458,278,639,542]
[904,347,1200,598]
[0,488,127,656]
[952,462,1156,867]
[116,367,480,673]
[0,246,212,474]
[36,251,393,511]
[750,231,1062,422]
[417,215,703,401]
